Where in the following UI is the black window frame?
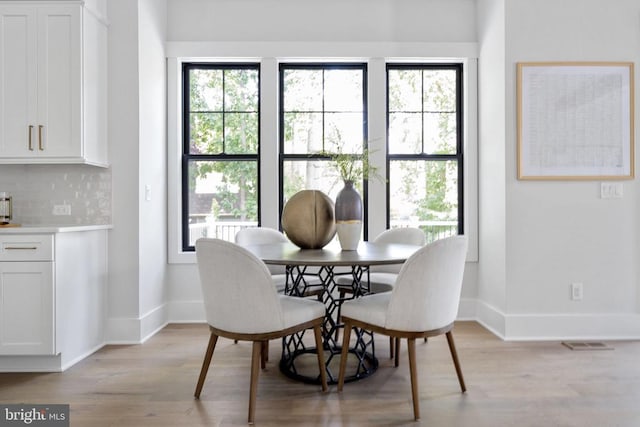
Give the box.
[181,62,261,252]
[386,63,464,236]
[278,62,369,239]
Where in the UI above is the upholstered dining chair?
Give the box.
[337,235,468,421]
[335,227,426,358]
[194,238,328,424]
[235,227,289,292]
[355,227,427,293]
[235,227,323,298]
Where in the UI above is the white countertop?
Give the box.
[0,224,113,234]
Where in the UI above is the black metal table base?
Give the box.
[280,265,377,384]
[279,347,378,385]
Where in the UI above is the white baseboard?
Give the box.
[475,300,506,338]
[105,316,142,344]
[168,299,478,325]
[166,297,640,341]
[0,355,63,373]
[475,300,640,341]
[504,312,640,341]
[140,305,169,343]
[160,298,640,341]
[106,304,169,344]
[6,297,637,373]
[60,342,106,371]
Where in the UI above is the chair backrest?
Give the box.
[235,227,288,275]
[385,235,468,332]
[195,238,285,334]
[371,227,427,274]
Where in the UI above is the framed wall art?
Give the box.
[517,62,634,180]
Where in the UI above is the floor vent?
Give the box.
[562,341,613,351]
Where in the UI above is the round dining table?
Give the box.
[241,240,421,385]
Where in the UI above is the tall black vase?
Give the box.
[334,180,362,250]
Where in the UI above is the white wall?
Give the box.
[5,0,636,347]
[110,0,640,340]
[167,0,477,43]
[475,0,640,339]
[138,0,169,339]
[106,0,141,341]
[163,0,481,322]
[105,0,168,343]
[476,0,508,334]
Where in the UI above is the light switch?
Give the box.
[600,182,623,199]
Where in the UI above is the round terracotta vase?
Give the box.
[281,190,336,249]
[334,180,362,250]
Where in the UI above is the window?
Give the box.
[181,63,260,251]
[387,64,463,242]
[279,63,367,233]
[169,57,476,263]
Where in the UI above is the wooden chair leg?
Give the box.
[445,331,466,392]
[407,338,420,421]
[312,324,329,392]
[194,332,218,398]
[389,336,394,359]
[260,341,268,369]
[335,289,347,342]
[337,320,353,392]
[248,341,262,424]
[394,337,401,367]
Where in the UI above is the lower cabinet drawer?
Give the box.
[0,234,54,262]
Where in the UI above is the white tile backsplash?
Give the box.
[0,164,112,225]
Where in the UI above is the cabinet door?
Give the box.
[0,5,81,160]
[36,6,81,158]
[0,261,55,355]
[0,6,38,157]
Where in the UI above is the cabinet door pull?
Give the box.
[28,125,34,151]
[4,246,38,250]
[38,125,44,151]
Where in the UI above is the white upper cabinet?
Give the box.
[0,3,108,167]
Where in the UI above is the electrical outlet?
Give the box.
[52,204,71,216]
[570,282,583,301]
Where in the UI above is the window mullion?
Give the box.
[221,70,226,154]
[421,69,425,155]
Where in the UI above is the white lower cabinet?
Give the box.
[0,234,54,355]
[0,261,54,355]
[0,229,108,371]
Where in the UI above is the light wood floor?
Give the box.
[1,321,639,426]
